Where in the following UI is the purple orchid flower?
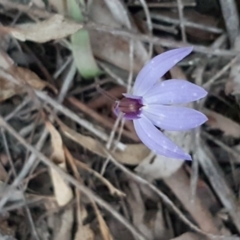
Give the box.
[114,47,208,160]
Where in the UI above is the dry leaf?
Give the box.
[170,232,205,240]
[92,202,113,240]
[135,154,184,180]
[44,200,74,240]
[0,219,16,238]
[114,144,150,165]
[32,0,45,8]
[46,121,73,206]
[0,50,14,69]
[126,182,153,239]
[0,181,24,202]
[225,78,235,95]
[75,226,94,240]
[204,108,240,137]
[49,0,66,13]
[2,14,82,43]
[0,66,56,102]
[0,161,7,181]
[165,168,221,235]
[74,206,94,240]
[60,122,150,165]
[54,208,74,240]
[89,0,148,73]
[0,51,56,102]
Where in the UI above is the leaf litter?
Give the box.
[0,1,240,240]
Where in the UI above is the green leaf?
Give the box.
[70,30,101,78]
[67,0,101,79]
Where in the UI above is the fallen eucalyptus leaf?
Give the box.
[46,121,73,207]
[2,14,82,43]
[204,108,240,138]
[59,121,150,165]
[0,51,56,102]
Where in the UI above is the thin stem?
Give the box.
[96,84,119,102]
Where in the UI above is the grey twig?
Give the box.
[203,56,238,90]
[127,0,196,8]
[138,0,153,58]
[4,97,30,121]
[219,0,239,47]
[150,13,223,34]
[98,61,127,87]
[177,0,187,42]
[57,61,77,103]
[203,131,240,163]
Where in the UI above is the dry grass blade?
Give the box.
[92,201,113,240]
[64,133,125,197]
[64,148,95,240]
[75,160,125,197]
[1,14,82,43]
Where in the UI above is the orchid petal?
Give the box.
[133,116,192,160]
[142,105,208,131]
[143,80,207,105]
[133,47,193,96]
